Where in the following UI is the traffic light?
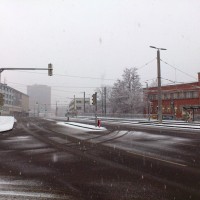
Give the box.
[92,92,97,105]
[48,63,53,76]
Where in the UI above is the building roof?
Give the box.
[0,83,29,97]
[144,72,200,93]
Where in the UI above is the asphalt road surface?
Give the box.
[0,117,199,200]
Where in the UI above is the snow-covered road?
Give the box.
[0,116,16,132]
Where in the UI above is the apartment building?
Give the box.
[68,97,90,115]
[27,84,51,115]
[0,83,29,116]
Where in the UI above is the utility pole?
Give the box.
[55,101,59,117]
[150,46,167,124]
[157,49,162,123]
[104,87,106,116]
[36,102,39,117]
[74,95,76,113]
[45,104,47,117]
[145,82,150,121]
[102,88,104,114]
[83,92,85,113]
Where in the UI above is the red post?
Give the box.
[97,119,101,128]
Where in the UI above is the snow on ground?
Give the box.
[57,122,107,132]
[0,116,16,132]
[135,122,200,130]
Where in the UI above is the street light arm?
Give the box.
[150,46,167,51]
[149,46,157,49]
[0,68,47,71]
[160,48,167,50]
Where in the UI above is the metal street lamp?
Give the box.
[55,101,59,117]
[44,104,47,117]
[36,102,39,117]
[145,82,150,121]
[150,46,167,124]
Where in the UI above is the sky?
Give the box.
[0,0,200,106]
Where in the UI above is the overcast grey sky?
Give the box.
[1,0,200,105]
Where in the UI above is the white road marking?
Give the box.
[126,151,187,167]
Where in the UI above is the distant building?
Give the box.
[27,84,51,116]
[0,83,29,116]
[144,72,200,120]
[68,97,90,115]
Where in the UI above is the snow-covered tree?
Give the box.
[149,79,158,87]
[110,68,143,114]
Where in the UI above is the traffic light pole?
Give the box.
[84,92,85,113]
[0,63,53,83]
[92,92,98,125]
[104,87,106,116]
[95,92,97,112]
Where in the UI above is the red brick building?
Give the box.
[144,72,200,120]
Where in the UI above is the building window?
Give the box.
[191,91,198,98]
[182,92,186,99]
[185,92,191,98]
[164,93,170,99]
[179,92,183,99]
[174,92,179,99]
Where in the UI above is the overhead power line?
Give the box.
[161,77,176,84]
[137,58,156,70]
[7,70,116,81]
[4,58,157,81]
[160,59,197,81]
[7,81,100,89]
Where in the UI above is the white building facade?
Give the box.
[68,97,90,115]
[27,84,51,116]
[0,83,29,116]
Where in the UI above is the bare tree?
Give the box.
[95,85,112,114]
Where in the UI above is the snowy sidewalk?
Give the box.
[75,117,200,132]
[0,116,16,132]
[57,122,107,132]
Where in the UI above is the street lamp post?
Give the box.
[84,92,85,113]
[55,101,59,117]
[36,102,39,117]
[150,46,167,124]
[145,82,150,121]
[44,104,47,117]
